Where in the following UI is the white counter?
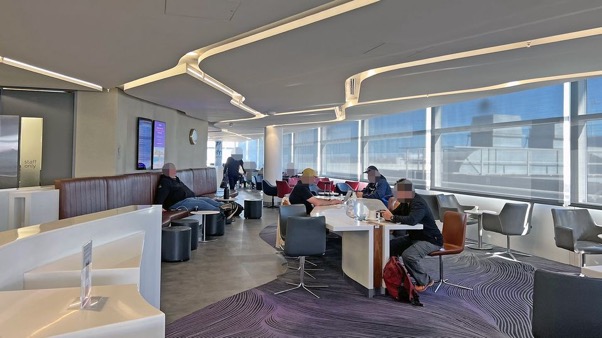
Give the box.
[0,284,164,337]
[0,205,162,309]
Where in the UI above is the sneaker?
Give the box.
[226,204,238,220]
[415,279,434,293]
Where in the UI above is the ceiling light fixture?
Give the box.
[185,65,236,97]
[1,87,67,93]
[0,56,102,91]
[349,26,602,103]
[230,99,266,117]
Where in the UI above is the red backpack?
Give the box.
[383,256,423,306]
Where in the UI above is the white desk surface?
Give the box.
[0,284,164,337]
[311,205,423,231]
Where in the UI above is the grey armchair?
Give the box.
[482,202,531,261]
[532,269,602,338]
[436,194,477,225]
[417,193,442,221]
[274,216,328,298]
[551,208,602,268]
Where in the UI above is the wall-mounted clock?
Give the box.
[189,128,198,145]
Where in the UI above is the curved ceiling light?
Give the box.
[125,0,378,123]
[0,56,103,91]
[353,69,602,108]
[346,26,602,104]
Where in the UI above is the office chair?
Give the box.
[276,180,293,199]
[417,193,442,221]
[551,208,602,268]
[262,179,278,208]
[274,216,328,298]
[428,211,472,292]
[436,194,477,225]
[335,182,351,195]
[482,202,531,261]
[532,269,602,338]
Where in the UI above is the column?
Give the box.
[264,126,282,204]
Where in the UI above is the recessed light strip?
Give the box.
[0,56,102,91]
[2,87,67,93]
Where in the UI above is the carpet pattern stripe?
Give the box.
[166,224,578,338]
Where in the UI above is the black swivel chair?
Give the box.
[551,208,602,268]
[482,202,532,261]
[274,216,328,298]
[532,269,602,338]
[262,179,278,208]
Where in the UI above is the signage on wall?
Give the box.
[152,120,166,169]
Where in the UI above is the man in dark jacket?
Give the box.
[155,163,237,218]
[288,168,342,214]
[357,165,392,205]
[383,178,442,292]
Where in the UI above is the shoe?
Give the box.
[226,204,238,220]
[415,279,434,293]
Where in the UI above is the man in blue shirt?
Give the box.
[357,165,392,205]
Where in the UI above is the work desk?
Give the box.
[311,204,423,297]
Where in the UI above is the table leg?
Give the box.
[467,214,492,250]
[199,214,217,243]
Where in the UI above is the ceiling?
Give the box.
[2,0,602,141]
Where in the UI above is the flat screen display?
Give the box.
[136,118,153,170]
[152,120,166,169]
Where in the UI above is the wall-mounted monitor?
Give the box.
[152,120,166,170]
[136,118,153,170]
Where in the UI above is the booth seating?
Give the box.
[244,199,262,219]
[54,167,233,227]
[171,218,199,251]
[161,226,191,262]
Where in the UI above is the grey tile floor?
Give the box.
[160,189,286,324]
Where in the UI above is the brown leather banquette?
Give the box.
[54,167,220,226]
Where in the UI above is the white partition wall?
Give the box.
[0,205,162,308]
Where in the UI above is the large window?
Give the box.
[321,121,359,179]
[237,138,264,170]
[434,86,564,200]
[364,109,427,186]
[293,128,318,174]
[282,133,293,173]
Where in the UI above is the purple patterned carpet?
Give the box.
[166,224,578,338]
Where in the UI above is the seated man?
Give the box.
[288,168,343,214]
[382,178,442,292]
[155,163,237,219]
[356,165,392,205]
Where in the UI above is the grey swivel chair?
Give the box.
[274,216,328,298]
[532,269,602,338]
[482,202,531,261]
[417,193,442,221]
[278,204,307,248]
[436,194,477,225]
[551,208,602,268]
[278,204,320,277]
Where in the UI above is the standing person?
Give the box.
[356,165,393,205]
[288,168,342,214]
[156,163,237,219]
[382,178,441,292]
[224,156,241,191]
